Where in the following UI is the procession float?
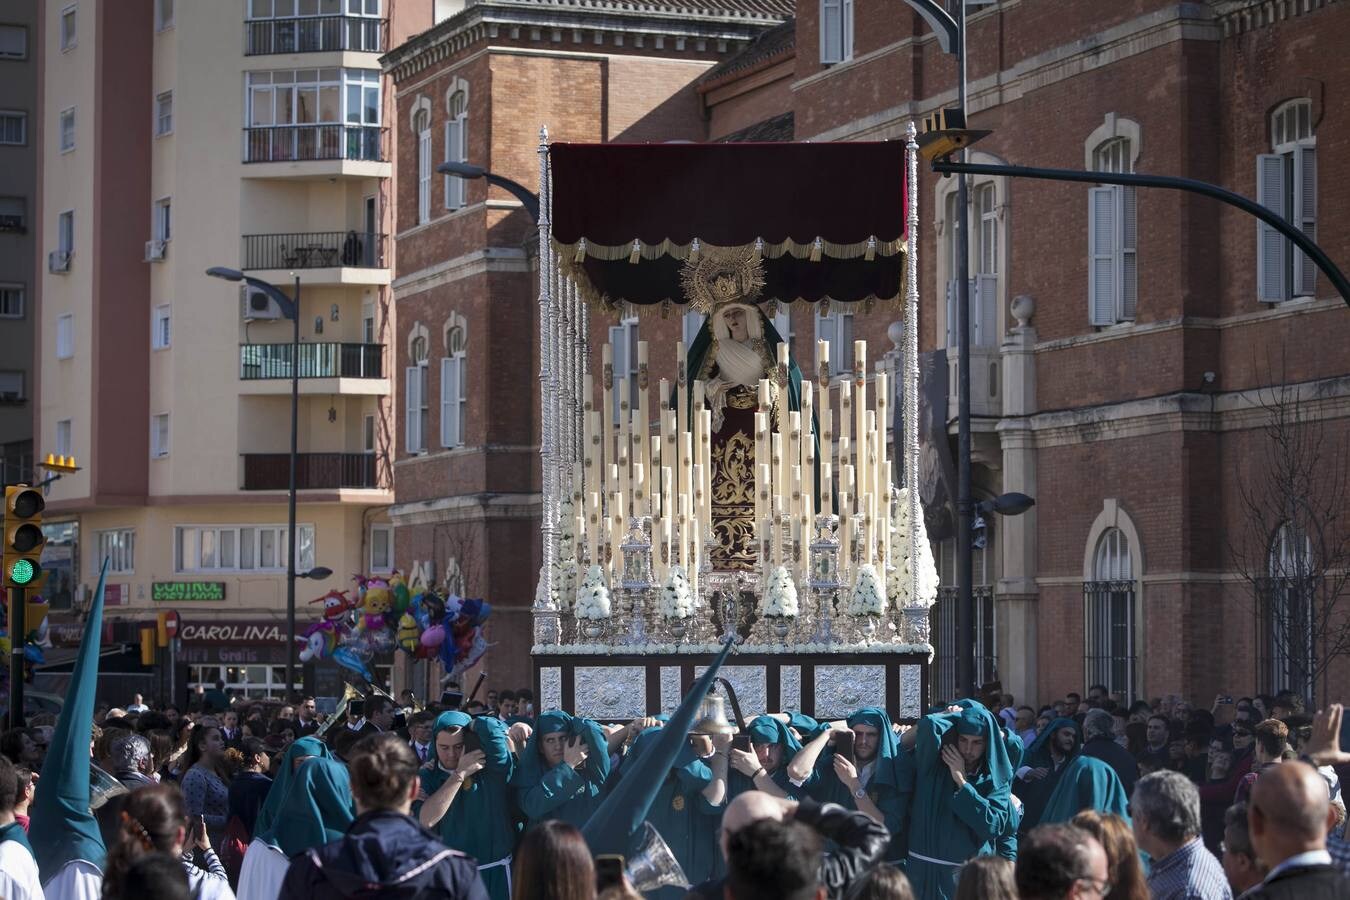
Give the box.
[530,126,940,722]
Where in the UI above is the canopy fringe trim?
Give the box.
[554,235,906,265]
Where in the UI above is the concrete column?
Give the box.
[997,316,1039,706]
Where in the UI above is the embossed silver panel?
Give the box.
[780,665,802,711]
[695,664,766,717]
[540,667,562,713]
[814,665,885,718]
[898,664,922,719]
[574,665,647,719]
[660,666,682,713]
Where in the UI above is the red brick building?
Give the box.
[380,0,792,694]
[386,0,1350,708]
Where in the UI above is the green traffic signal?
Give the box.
[8,558,35,585]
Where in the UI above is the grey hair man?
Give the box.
[1079,708,1138,798]
[1131,771,1231,900]
[110,732,157,791]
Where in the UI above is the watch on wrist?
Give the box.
[853,786,867,800]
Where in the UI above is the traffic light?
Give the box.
[4,486,45,589]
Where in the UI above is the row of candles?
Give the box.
[573,336,893,597]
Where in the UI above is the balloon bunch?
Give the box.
[307,572,493,684]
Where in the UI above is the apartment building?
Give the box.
[36,0,435,700]
[0,4,38,485]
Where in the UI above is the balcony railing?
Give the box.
[242,452,379,490]
[243,124,384,164]
[240,342,384,380]
[245,16,386,55]
[929,585,997,704]
[242,232,387,270]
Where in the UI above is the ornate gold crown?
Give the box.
[680,244,766,315]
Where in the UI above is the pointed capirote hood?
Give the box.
[32,560,109,882]
[582,638,734,856]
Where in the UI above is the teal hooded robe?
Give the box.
[614,726,725,890]
[253,736,333,837]
[417,711,517,900]
[1038,755,1130,826]
[255,757,355,857]
[903,704,1015,900]
[511,710,610,829]
[811,707,906,861]
[1013,716,1082,835]
[729,716,813,800]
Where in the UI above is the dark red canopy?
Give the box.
[549,141,908,307]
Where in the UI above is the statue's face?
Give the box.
[723,307,749,342]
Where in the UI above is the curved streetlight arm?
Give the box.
[205,267,298,319]
[932,159,1350,308]
[899,0,959,55]
[437,162,541,224]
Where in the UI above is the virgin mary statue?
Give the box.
[681,248,812,571]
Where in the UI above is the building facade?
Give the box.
[699,0,1350,707]
[0,3,39,486]
[35,0,436,702]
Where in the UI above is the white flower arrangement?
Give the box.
[848,564,886,617]
[760,566,800,618]
[887,487,940,609]
[659,566,694,619]
[552,499,580,612]
[574,565,612,620]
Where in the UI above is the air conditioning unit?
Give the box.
[0,214,23,232]
[48,250,71,273]
[241,284,284,321]
[144,239,167,262]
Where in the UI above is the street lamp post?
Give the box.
[437,161,541,224]
[206,267,331,697]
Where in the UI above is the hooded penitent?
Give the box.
[511,710,610,828]
[1014,716,1083,834]
[417,711,516,900]
[901,701,1014,900]
[1038,755,1130,826]
[31,561,110,884]
[582,638,734,858]
[253,736,333,837]
[732,715,810,799]
[256,757,355,857]
[815,707,905,858]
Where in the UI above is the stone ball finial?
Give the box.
[1011,294,1035,328]
[887,320,905,350]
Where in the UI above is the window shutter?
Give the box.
[440,356,458,447]
[1256,154,1288,303]
[820,0,841,64]
[841,0,854,62]
[1120,186,1138,321]
[609,324,627,420]
[1088,186,1117,325]
[1292,146,1316,297]
[443,121,453,210]
[405,365,422,452]
[457,114,468,208]
[974,274,997,348]
[418,129,431,224]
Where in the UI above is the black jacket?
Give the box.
[279,810,490,900]
[1080,735,1139,798]
[685,797,890,900]
[1240,863,1349,900]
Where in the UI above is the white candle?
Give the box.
[587,492,601,568]
[839,378,852,474]
[758,378,771,413]
[662,465,674,540]
[821,461,832,513]
[840,492,852,565]
[675,340,688,450]
[699,409,712,539]
[610,491,624,577]
[633,462,645,521]
[758,463,772,534]
[602,344,614,486]
[854,342,868,519]
[692,462,704,542]
[679,494,691,568]
[576,515,588,567]
[771,433,783,531]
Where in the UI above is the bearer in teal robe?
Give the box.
[1013,716,1082,835]
[511,710,610,829]
[416,711,517,900]
[615,726,726,891]
[254,736,333,836]
[1037,755,1130,826]
[728,715,813,799]
[903,704,1014,900]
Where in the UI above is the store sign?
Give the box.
[179,621,286,645]
[180,644,287,665]
[152,581,226,602]
[105,584,128,606]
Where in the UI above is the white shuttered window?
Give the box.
[1257,100,1316,303]
[444,90,467,210]
[416,110,431,225]
[820,0,853,64]
[816,309,853,376]
[1088,138,1137,326]
[440,353,465,448]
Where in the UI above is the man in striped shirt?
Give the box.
[1132,770,1232,899]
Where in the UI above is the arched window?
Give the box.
[1085,526,1137,700]
[1257,99,1316,302]
[444,88,468,210]
[415,108,431,224]
[1261,522,1314,697]
[405,329,429,453]
[1088,136,1138,326]
[440,315,467,448]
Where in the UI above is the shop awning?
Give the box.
[549,141,908,308]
